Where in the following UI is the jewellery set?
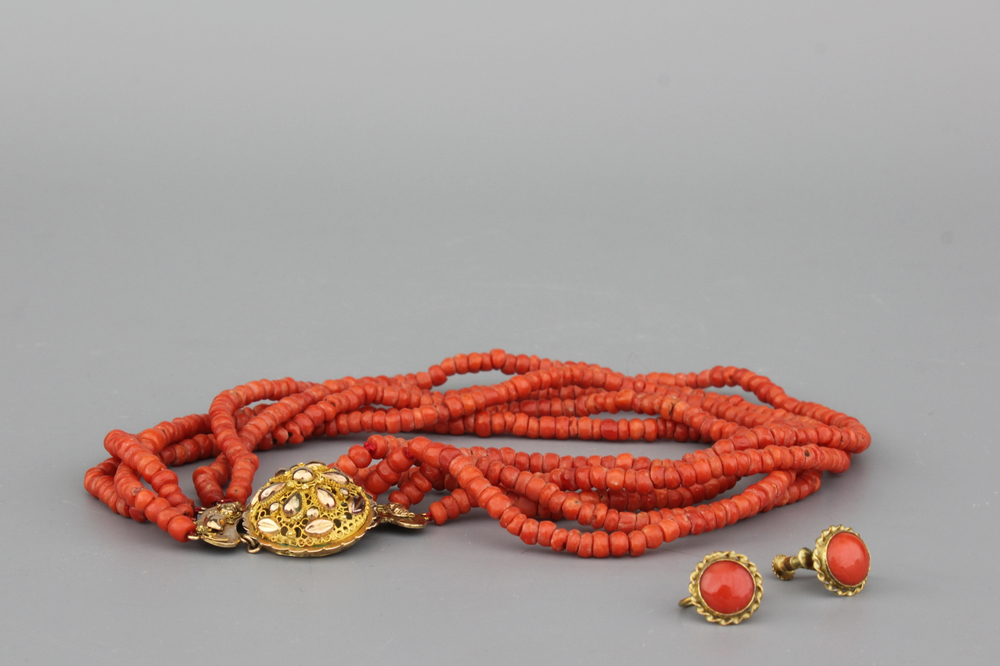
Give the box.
[85,350,872,623]
[678,524,871,625]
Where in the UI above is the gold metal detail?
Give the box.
[191,502,245,549]
[678,551,763,625]
[772,548,814,581]
[243,462,376,557]
[375,502,430,529]
[240,533,261,553]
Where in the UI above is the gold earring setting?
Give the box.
[772,525,870,596]
[679,551,764,625]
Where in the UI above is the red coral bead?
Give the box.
[699,560,755,615]
[826,532,870,586]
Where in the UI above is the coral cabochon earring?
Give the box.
[84,350,872,567]
[772,525,871,595]
[679,551,764,624]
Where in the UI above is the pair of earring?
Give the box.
[679,525,870,625]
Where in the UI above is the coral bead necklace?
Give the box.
[84,350,870,558]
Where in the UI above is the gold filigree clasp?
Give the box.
[190,501,248,550]
[375,502,430,529]
[243,462,378,557]
[193,463,430,557]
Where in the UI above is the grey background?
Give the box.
[2,2,997,664]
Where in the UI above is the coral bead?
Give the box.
[698,561,755,615]
[827,532,870,586]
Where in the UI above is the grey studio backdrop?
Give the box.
[1,3,997,664]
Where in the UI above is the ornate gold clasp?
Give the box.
[192,462,430,557]
[191,501,246,549]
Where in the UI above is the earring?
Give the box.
[679,551,763,625]
[772,525,870,596]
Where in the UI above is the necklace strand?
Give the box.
[85,349,870,556]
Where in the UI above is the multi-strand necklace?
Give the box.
[85,349,869,559]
